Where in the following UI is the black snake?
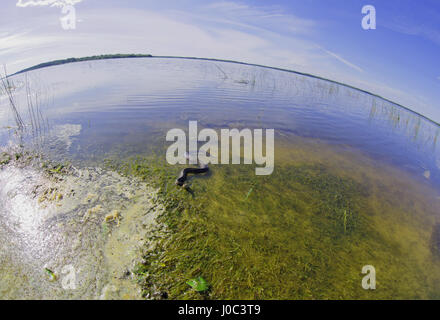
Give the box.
[175,153,209,186]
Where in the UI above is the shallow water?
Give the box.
[1,58,439,299]
[0,158,164,299]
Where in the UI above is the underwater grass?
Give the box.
[97,131,440,300]
[103,151,440,300]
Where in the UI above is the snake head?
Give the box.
[175,177,185,186]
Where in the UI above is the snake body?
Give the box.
[175,154,209,186]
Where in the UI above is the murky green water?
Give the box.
[1,58,439,299]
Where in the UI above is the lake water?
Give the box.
[1,58,439,299]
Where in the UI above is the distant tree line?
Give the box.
[13,54,152,75]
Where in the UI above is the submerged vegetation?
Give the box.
[432,224,440,258]
[105,149,440,300]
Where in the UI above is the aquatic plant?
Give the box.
[1,66,24,132]
[0,152,11,165]
[110,155,376,300]
[24,74,48,140]
[187,277,209,292]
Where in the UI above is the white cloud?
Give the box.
[0,6,367,91]
[320,48,364,73]
[207,1,249,11]
[380,1,440,47]
[16,0,82,7]
[3,1,438,122]
[387,22,440,47]
[0,32,62,53]
[203,1,316,35]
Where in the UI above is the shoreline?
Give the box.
[0,148,166,299]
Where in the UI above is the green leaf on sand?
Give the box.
[45,268,57,281]
[186,276,209,292]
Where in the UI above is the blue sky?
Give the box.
[1,0,439,122]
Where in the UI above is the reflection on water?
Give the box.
[1,58,439,299]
